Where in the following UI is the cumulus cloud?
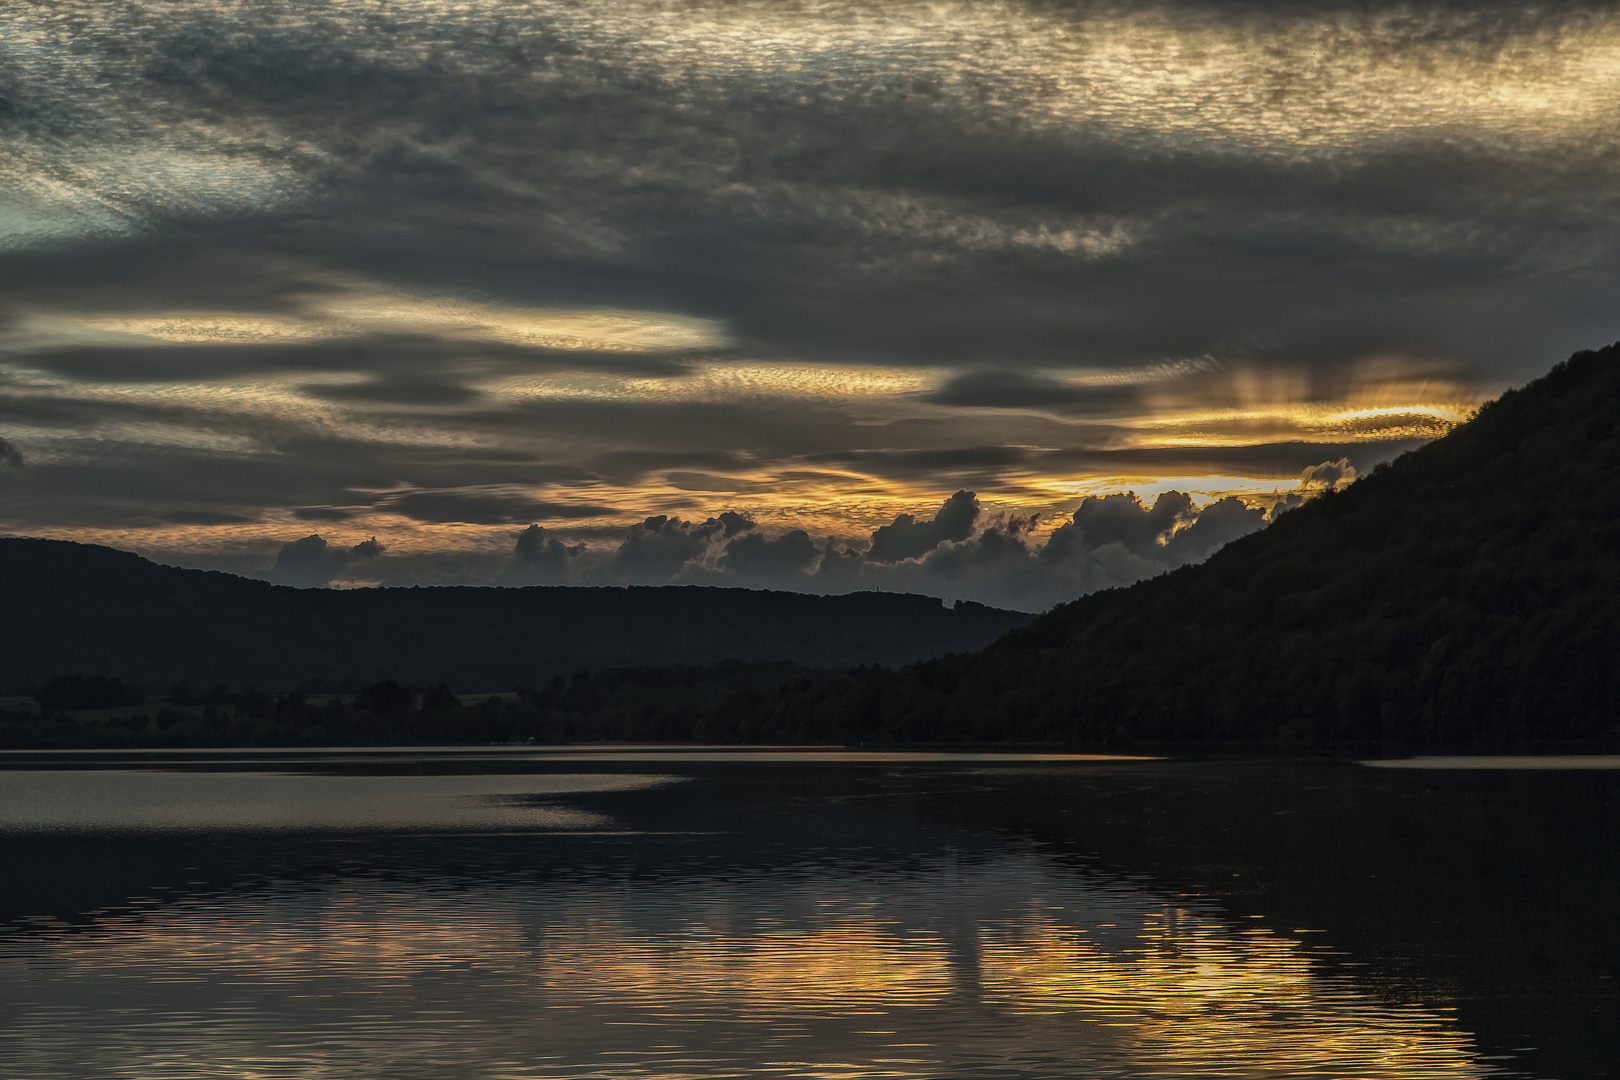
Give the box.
[232,454,1356,603]
[866,490,981,563]
[1161,497,1271,564]
[716,511,755,538]
[714,528,821,587]
[1266,457,1362,516]
[1301,457,1358,490]
[270,533,386,588]
[1043,491,1193,564]
[872,490,1269,609]
[496,524,582,586]
[603,515,730,585]
[522,461,1352,609]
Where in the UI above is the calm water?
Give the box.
[0,752,1615,1079]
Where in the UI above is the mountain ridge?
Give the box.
[0,539,1032,692]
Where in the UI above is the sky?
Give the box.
[1,0,1617,610]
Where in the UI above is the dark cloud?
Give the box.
[299,378,483,406]
[910,514,1041,584]
[714,528,820,586]
[270,533,386,588]
[891,491,1268,610]
[814,447,1036,475]
[928,372,1143,414]
[1159,496,1270,564]
[496,524,581,586]
[0,437,23,468]
[349,537,385,560]
[1043,492,1194,564]
[159,510,258,525]
[604,515,728,586]
[717,511,755,538]
[866,490,981,563]
[383,490,615,526]
[20,336,696,385]
[587,451,758,486]
[662,471,771,494]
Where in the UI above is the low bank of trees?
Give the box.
[0,661,853,749]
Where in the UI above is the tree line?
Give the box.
[0,662,853,749]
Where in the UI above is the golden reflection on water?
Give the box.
[979,916,1476,1075]
[0,859,1493,1079]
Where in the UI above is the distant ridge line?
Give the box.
[0,538,1034,691]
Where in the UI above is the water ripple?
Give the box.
[0,855,1498,1079]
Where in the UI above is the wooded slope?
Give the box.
[830,344,1620,749]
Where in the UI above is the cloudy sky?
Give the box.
[1,0,1617,609]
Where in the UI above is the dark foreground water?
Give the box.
[0,751,1615,1080]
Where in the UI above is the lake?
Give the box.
[0,750,1614,1079]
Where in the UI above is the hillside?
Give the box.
[0,542,1031,692]
[820,343,1620,749]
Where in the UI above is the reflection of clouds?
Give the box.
[0,855,1489,1078]
[978,916,1483,1073]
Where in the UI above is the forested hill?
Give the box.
[0,542,1031,692]
[831,344,1620,750]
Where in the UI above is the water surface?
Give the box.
[1,752,1614,1079]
